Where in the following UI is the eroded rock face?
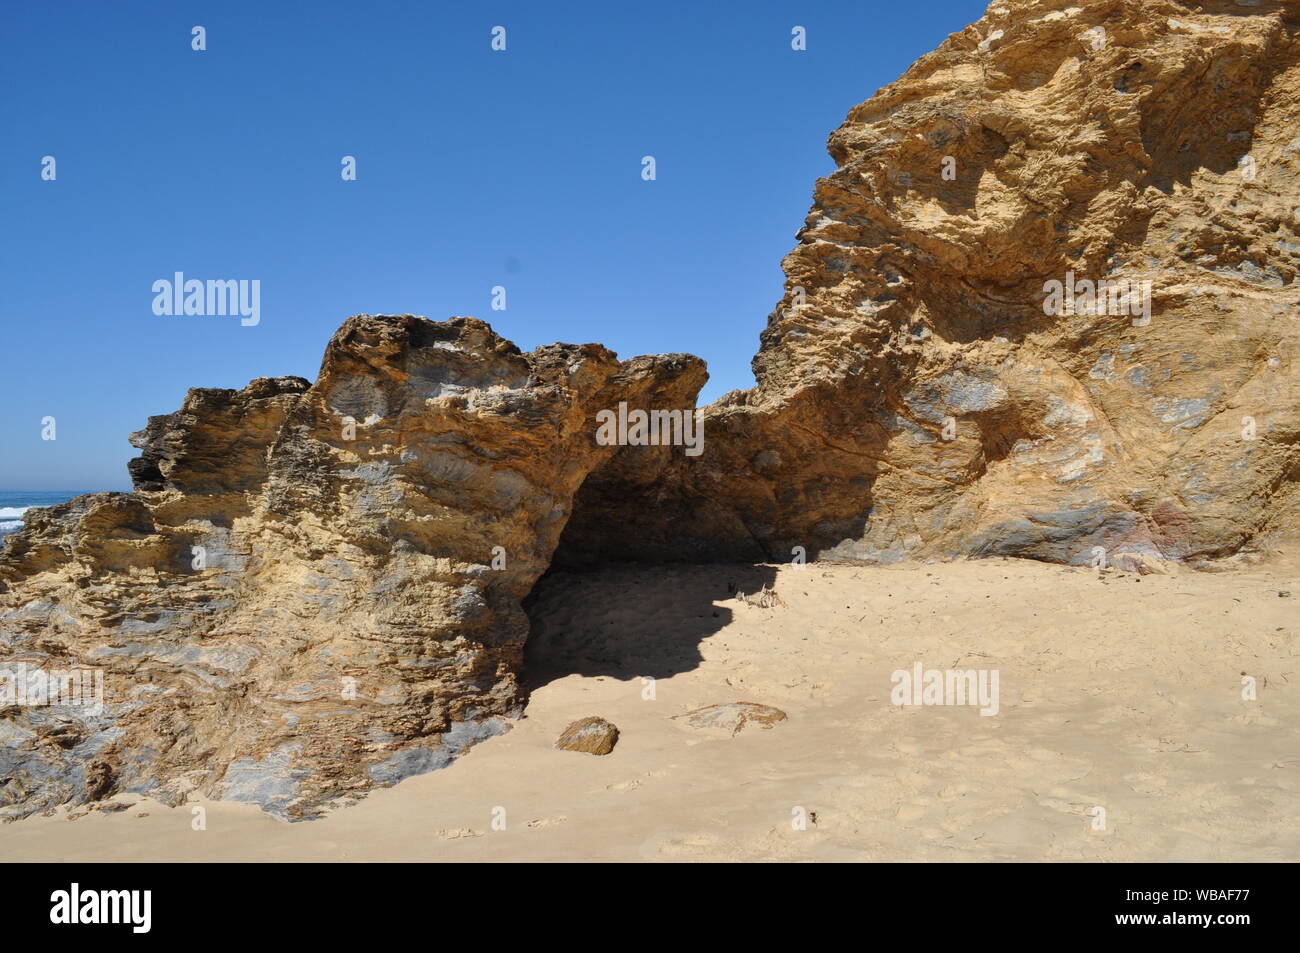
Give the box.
[5,0,1299,823]
[0,315,704,819]
[556,0,1300,569]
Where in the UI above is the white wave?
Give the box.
[0,521,23,533]
[0,507,31,519]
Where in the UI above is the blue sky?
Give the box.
[1,0,989,490]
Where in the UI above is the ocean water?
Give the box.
[0,491,90,537]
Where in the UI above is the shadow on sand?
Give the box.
[523,562,779,692]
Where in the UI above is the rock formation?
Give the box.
[4,0,1299,821]
[1,316,703,818]
[556,0,1300,568]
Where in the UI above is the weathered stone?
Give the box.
[554,717,619,755]
[555,0,1300,570]
[4,0,1300,825]
[674,702,788,736]
[0,315,702,819]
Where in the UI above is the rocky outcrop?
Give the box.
[4,0,1299,822]
[0,315,704,819]
[556,0,1300,569]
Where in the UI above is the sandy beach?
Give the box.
[4,550,1296,862]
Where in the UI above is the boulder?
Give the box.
[554,717,620,755]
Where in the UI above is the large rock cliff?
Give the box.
[557,0,1300,569]
[4,0,1298,820]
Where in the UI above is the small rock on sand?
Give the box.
[555,717,619,755]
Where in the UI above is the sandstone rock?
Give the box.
[555,0,1300,570]
[5,0,1299,825]
[674,702,788,735]
[0,315,702,820]
[554,717,619,755]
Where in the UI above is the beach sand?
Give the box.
[4,551,1298,862]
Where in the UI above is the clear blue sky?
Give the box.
[1,0,989,491]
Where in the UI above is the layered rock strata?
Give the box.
[5,0,1300,821]
[556,0,1300,568]
[0,315,703,818]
